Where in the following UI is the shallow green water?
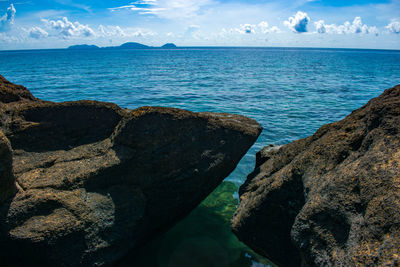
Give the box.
[119,182,275,267]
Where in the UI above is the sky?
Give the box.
[0,0,399,50]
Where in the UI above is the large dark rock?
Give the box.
[232,85,400,266]
[0,130,16,204]
[0,75,262,266]
[0,75,37,104]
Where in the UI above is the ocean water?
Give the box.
[1,47,400,266]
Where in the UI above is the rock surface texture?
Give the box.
[0,75,262,266]
[0,130,15,204]
[232,85,400,266]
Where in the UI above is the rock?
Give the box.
[255,144,281,167]
[0,130,16,203]
[0,76,262,266]
[0,75,37,104]
[231,85,400,266]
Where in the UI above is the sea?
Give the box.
[1,47,399,266]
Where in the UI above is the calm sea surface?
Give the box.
[1,47,399,266]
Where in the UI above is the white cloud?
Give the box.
[314,20,326,34]
[314,17,379,35]
[184,25,200,39]
[258,21,269,33]
[386,19,400,34]
[0,31,21,43]
[269,26,281,33]
[98,25,156,38]
[0,4,16,31]
[232,22,281,35]
[186,25,200,32]
[219,21,281,39]
[237,24,256,34]
[114,26,126,37]
[258,21,281,34]
[216,22,281,46]
[29,26,48,39]
[284,11,310,33]
[368,26,379,36]
[352,17,370,34]
[42,17,95,38]
[130,29,156,37]
[110,0,215,19]
[99,25,126,37]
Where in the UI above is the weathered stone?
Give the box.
[0,76,262,266]
[0,75,36,104]
[0,130,16,204]
[232,85,400,266]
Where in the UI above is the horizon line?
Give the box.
[1,44,399,52]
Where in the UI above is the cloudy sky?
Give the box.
[0,0,399,50]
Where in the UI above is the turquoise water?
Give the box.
[1,47,399,266]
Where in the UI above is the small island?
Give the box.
[119,42,150,49]
[161,43,177,49]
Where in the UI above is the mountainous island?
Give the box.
[67,42,178,50]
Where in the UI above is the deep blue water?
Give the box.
[1,47,399,266]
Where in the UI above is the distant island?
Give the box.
[67,42,178,50]
[118,42,149,49]
[68,44,100,50]
[161,43,177,49]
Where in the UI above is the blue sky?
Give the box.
[0,0,399,50]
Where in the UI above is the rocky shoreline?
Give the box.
[1,75,398,266]
[232,84,400,266]
[0,75,261,266]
